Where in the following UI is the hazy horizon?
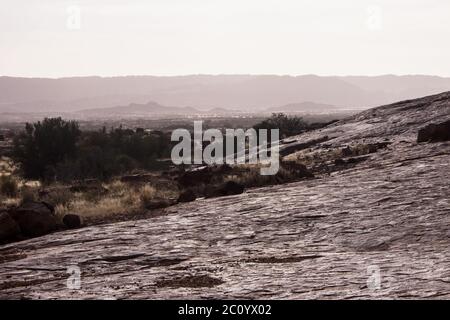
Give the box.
[2,74,450,116]
[2,73,450,80]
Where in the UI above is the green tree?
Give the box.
[253,113,307,138]
[12,117,81,179]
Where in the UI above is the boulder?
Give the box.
[144,200,171,210]
[63,214,82,229]
[178,164,232,188]
[281,161,314,178]
[417,120,450,143]
[9,201,57,237]
[178,169,213,187]
[0,211,20,241]
[177,190,197,203]
[366,142,391,153]
[205,181,245,198]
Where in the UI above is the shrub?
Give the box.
[0,175,18,197]
[20,187,38,204]
[12,118,80,180]
[253,113,307,138]
[42,188,73,207]
[139,185,157,207]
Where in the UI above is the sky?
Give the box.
[1,0,450,78]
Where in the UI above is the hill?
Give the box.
[1,75,450,113]
[76,101,200,117]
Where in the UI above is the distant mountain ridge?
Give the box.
[75,100,342,118]
[77,101,199,117]
[1,74,450,114]
[267,101,339,113]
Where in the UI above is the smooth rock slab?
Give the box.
[0,141,449,299]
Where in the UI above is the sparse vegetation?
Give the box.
[12,118,173,182]
[254,113,308,138]
[0,175,18,197]
[12,118,80,180]
[41,188,72,207]
[222,162,312,189]
[3,115,336,229]
[139,185,157,208]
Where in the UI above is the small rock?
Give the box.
[178,164,232,188]
[206,181,245,198]
[417,120,450,143]
[177,189,197,203]
[0,211,20,241]
[341,146,353,157]
[144,200,171,210]
[63,214,82,229]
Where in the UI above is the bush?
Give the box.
[253,113,307,138]
[0,175,18,197]
[12,118,173,182]
[12,118,80,180]
[42,188,73,207]
[20,187,38,204]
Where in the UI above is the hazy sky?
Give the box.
[1,0,450,77]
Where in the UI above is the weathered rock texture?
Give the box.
[0,92,450,299]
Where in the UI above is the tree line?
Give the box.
[11,114,309,182]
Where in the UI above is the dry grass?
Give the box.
[67,197,128,218]
[0,157,15,177]
[139,185,157,207]
[42,187,72,207]
[51,180,177,221]
[224,164,298,188]
[0,196,20,208]
[1,171,178,222]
